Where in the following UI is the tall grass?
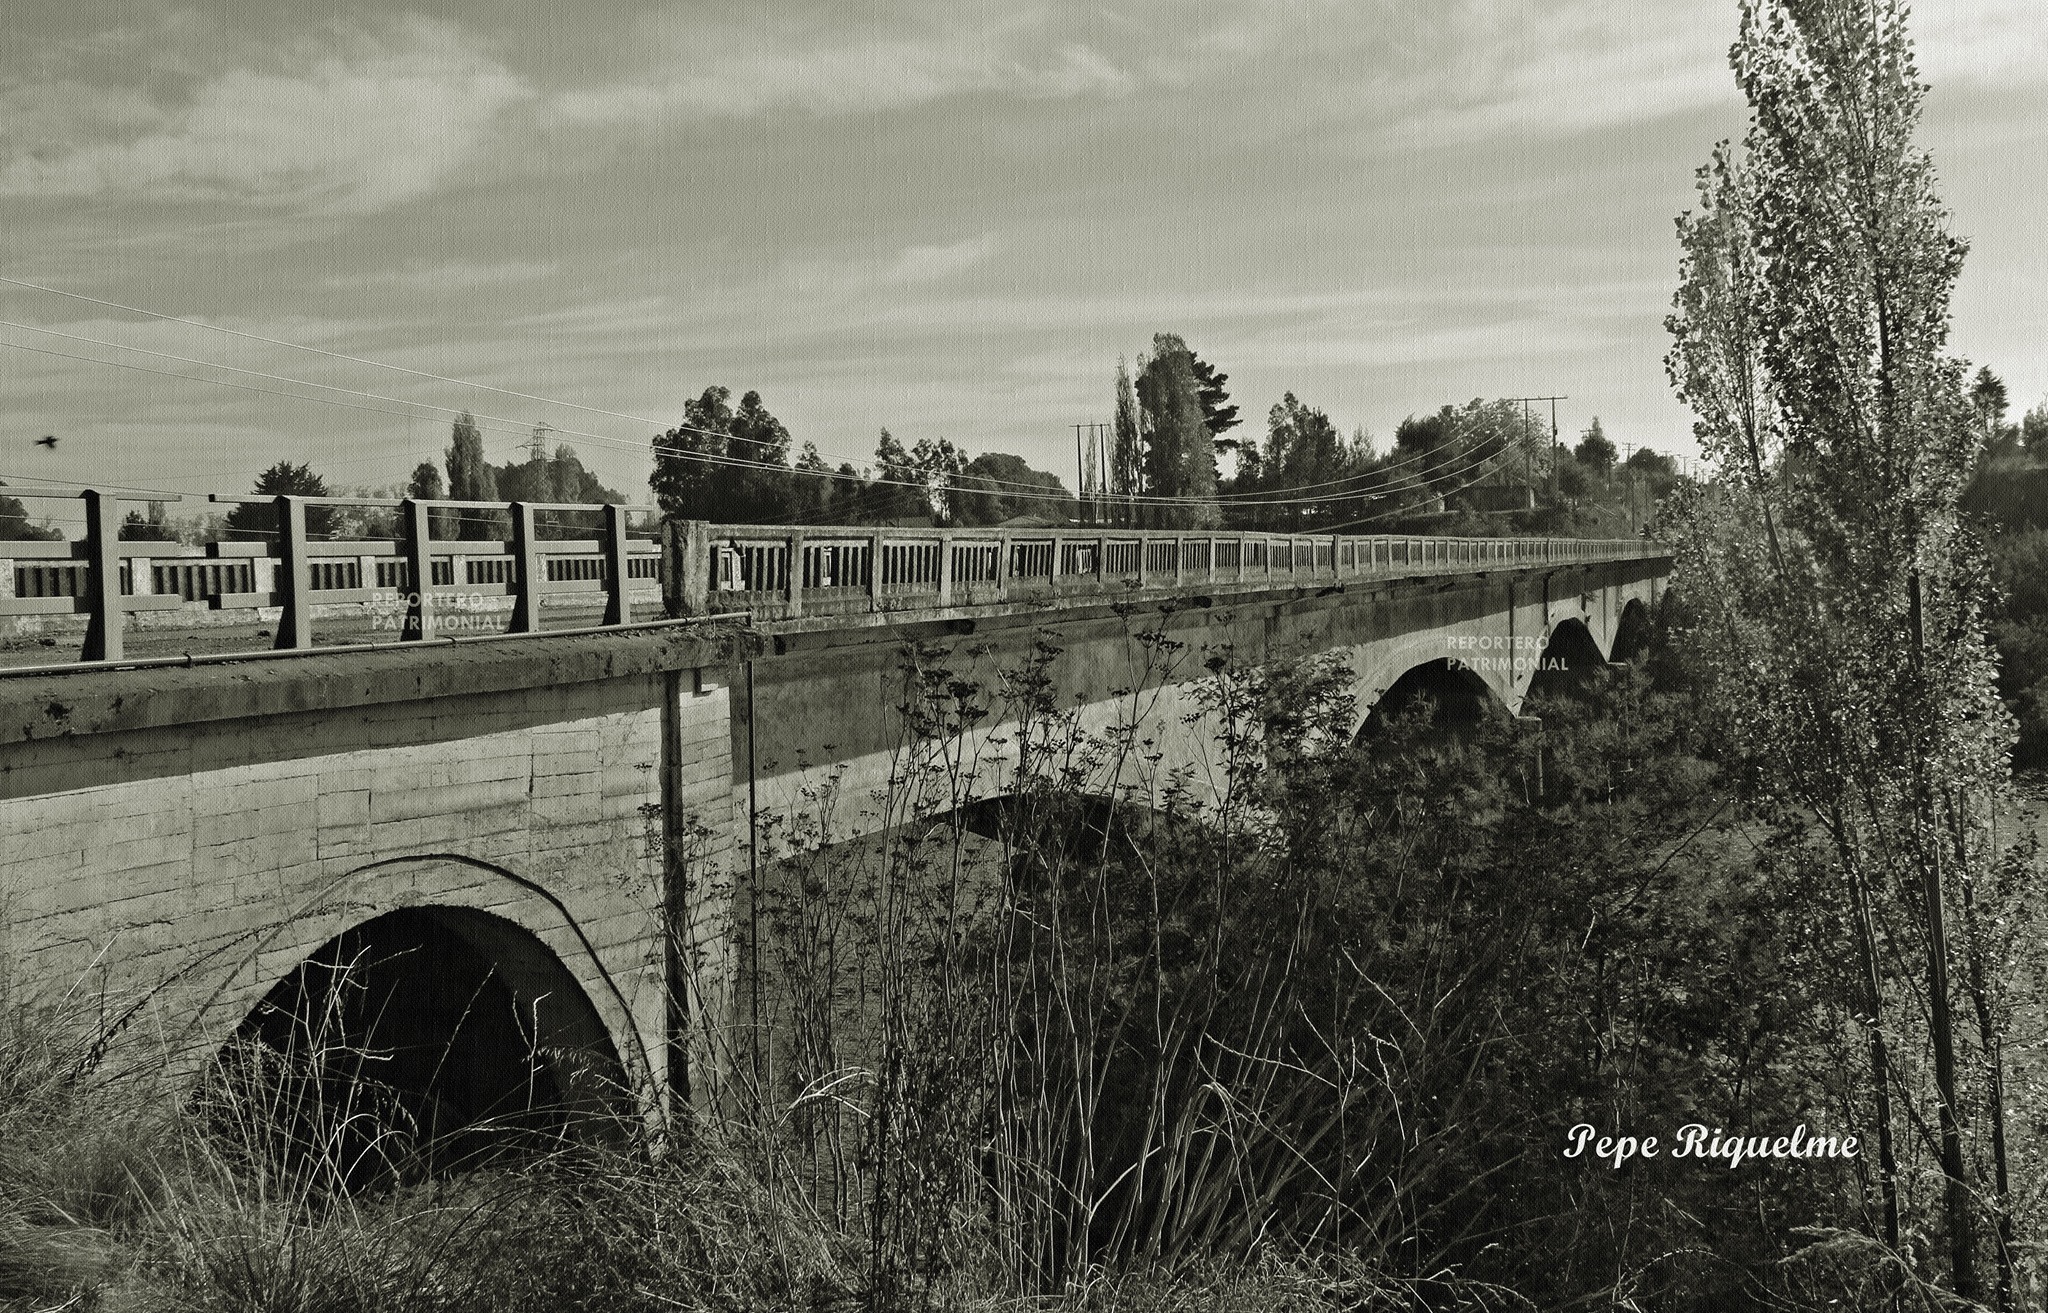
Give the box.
[3,600,1937,1309]
[697,610,1548,1309]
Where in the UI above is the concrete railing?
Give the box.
[0,487,1667,662]
[673,522,1667,620]
[0,489,663,661]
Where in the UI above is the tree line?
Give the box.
[649,386,1077,529]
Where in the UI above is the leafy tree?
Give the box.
[404,461,456,539]
[0,483,60,542]
[910,435,965,525]
[789,441,833,522]
[1665,2,2017,1296]
[118,504,178,543]
[652,387,802,524]
[652,386,735,523]
[954,452,1076,526]
[1575,418,1618,476]
[444,412,504,540]
[1135,334,1220,529]
[1394,399,1534,494]
[1188,353,1241,442]
[222,460,334,544]
[1252,393,1369,530]
[872,428,928,524]
[496,444,625,537]
[727,390,797,523]
[2023,399,2048,456]
[406,462,444,501]
[1624,447,1676,479]
[1972,366,2010,442]
[1110,359,1142,524]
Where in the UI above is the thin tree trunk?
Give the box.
[1956,791,2014,1312]
[1908,572,1978,1301]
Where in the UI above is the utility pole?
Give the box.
[1504,396,1567,508]
[1623,441,1635,530]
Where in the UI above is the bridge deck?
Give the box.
[0,486,1664,669]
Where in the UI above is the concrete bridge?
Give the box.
[0,487,1668,1138]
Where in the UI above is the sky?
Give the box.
[2,0,2045,522]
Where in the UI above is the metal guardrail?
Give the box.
[0,488,1666,662]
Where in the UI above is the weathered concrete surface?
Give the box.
[0,553,1666,1110]
[735,558,1666,850]
[0,627,747,1113]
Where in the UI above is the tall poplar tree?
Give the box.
[1135,334,1220,529]
[444,412,503,540]
[1666,1,2017,1299]
[1111,358,1142,525]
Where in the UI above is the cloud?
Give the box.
[318,258,561,293]
[0,17,530,213]
[551,9,1136,125]
[884,234,998,284]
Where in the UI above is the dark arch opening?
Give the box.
[217,905,626,1189]
[1611,598,1654,664]
[1523,618,1610,703]
[1356,657,1500,747]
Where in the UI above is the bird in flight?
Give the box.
[35,435,57,449]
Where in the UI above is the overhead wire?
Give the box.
[1,286,1524,509]
[3,275,1565,526]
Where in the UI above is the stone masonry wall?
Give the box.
[0,634,737,1113]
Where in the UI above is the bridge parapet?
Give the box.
[690,522,1665,621]
[0,485,1665,664]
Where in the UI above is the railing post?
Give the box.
[996,529,1012,602]
[1135,534,1149,589]
[938,534,954,607]
[662,518,710,618]
[510,502,543,633]
[400,497,434,641]
[868,531,885,612]
[1172,534,1184,588]
[784,530,804,618]
[603,504,631,626]
[81,489,123,662]
[1096,534,1107,589]
[273,494,312,650]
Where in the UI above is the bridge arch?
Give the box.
[190,855,653,1168]
[1610,597,1654,664]
[1521,616,1611,704]
[1352,657,1505,746]
[228,897,628,1177]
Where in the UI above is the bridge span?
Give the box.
[0,489,1669,1132]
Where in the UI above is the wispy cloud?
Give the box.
[551,8,1139,125]
[884,234,999,284]
[0,17,530,214]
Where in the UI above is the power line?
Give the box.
[1,278,1521,509]
[2,274,1555,521]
